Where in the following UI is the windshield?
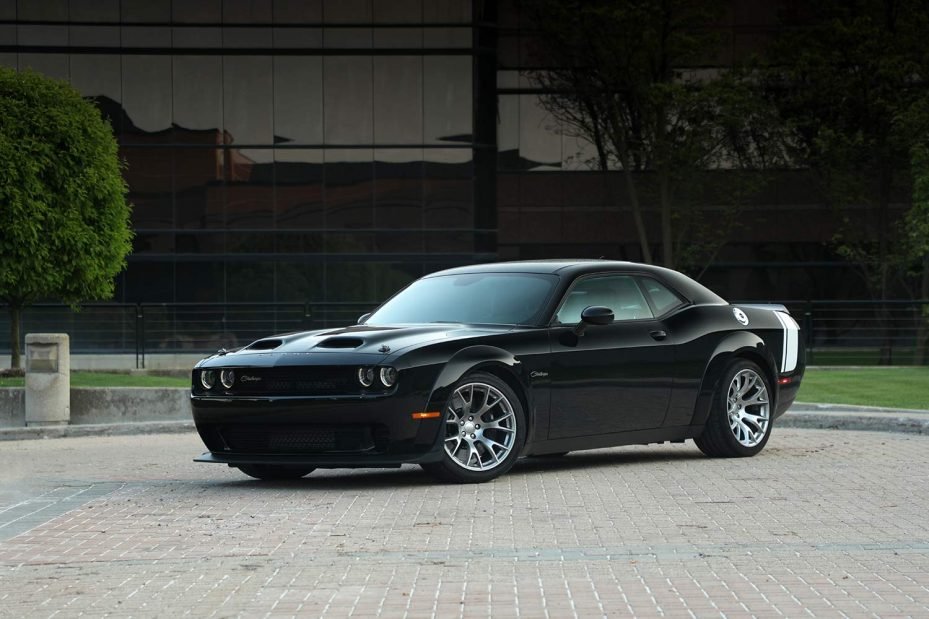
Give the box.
[366,272,559,325]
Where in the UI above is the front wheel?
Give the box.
[421,372,526,483]
[695,359,773,458]
[236,464,315,480]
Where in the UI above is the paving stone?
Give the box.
[0,429,928,617]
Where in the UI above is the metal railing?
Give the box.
[1,300,927,367]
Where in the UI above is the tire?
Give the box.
[421,372,526,483]
[695,359,773,458]
[236,464,315,480]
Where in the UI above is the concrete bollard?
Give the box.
[25,333,70,427]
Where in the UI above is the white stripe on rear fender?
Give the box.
[773,311,800,373]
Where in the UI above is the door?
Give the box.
[546,274,674,439]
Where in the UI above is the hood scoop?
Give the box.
[316,337,364,349]
[246,339,283,351]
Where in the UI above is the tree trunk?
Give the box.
[877,166,893,365]
[9,304,22,370]
[659,166,673,268]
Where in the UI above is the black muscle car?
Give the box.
[191,260,803,483]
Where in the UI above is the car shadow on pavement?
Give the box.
[199,446,706,490]
[511,446,706,477]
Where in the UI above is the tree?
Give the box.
[0,68,132,369]
[763,0,929,363]
[523,0,781,270]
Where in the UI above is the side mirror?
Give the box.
[357,313,371,324]
[574,306,614,336]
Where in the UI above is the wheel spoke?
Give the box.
[442,382,517,472]
[726,369,770,448]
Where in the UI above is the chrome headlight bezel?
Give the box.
[200,370,216,390]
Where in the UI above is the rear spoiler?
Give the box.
[736,303,789,314]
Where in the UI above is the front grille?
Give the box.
[219,424,388,454]
[227,367,357,396]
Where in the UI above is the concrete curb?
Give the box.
[0,420,195,441]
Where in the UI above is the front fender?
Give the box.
[690,331,778,427]
[421,345,536,452]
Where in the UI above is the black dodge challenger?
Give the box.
[192,260,803,483]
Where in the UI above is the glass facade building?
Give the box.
[1,0,896,307]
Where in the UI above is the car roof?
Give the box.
[426,260,728,305]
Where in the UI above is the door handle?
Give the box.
[649,330,667,341]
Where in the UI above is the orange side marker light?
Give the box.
[411,411,441,420]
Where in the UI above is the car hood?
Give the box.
[208,323,513,364]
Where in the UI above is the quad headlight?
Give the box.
[200,370,216,390]
[357,366,398,388]
[379,367,398,387]
[220,369,235,389]
[357,367,375,387]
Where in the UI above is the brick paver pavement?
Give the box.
[1,429,928,617]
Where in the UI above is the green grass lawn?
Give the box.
[0,372,189,388]
[797,367,929,410]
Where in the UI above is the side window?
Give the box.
[640,277,685,316]
[554,275,655,324]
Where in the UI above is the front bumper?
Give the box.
[191,366,447,468]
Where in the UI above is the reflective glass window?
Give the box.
[324,56,373,144]
[373,56,422,144]
[324,0,370,22]
[120,26,171,47]
[223,0,273,23]
[327,262,377,303]
[373,0,421,22]
[70,54,121,107]
[424,149,472,228]
[172,26,222,47]
[276,261,324,302]
[555,275,654,324]
[123,147,173,229]
[226,147,274,229]
[423,0,471,23]
[175,148,225,229]
[16,0,68,20]
[423,56,471,144]
[375,149,423,229]
[272,0,322,22]
[173,56,223,139]
[520,94,561,170]
[17,25,67,45]
[640,277,685,316]
[223,56,273,145]
[325,149,374,228]
[273,56,323,144]
[120,0,170,22]
[175,260,224,303]
[122,55,172,140]
[125,262,175,303]
[18,54,67,80]
[69,25,119,46]
[367,272,557,325]
[274,149,324,228]
[70,0,119,22]
[173,1,221,22]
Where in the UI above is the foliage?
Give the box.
[0,67,132,368]
[764,0,929,301]
[523,0,783,270]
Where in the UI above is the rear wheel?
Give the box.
[695,359,773,458]
[236,464,315,480]
[421,372,526,483]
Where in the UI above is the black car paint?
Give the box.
[191,260,804,468]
